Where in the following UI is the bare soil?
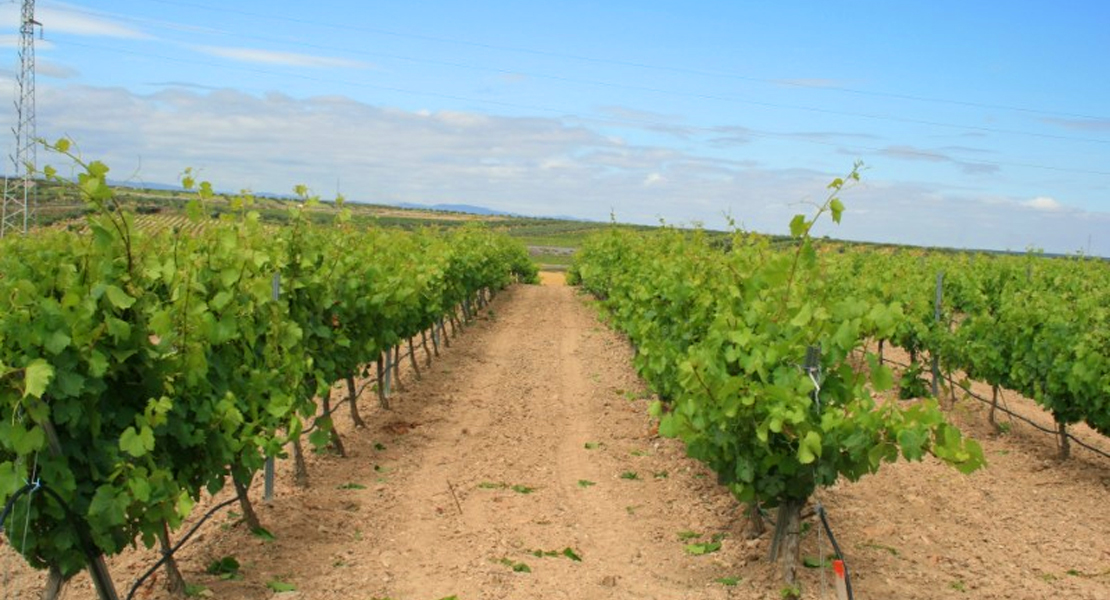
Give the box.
[3,276,1108,599]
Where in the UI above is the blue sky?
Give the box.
[2,1,1108,254]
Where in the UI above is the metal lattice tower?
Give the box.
[1,0,41,238]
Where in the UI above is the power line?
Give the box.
[51,38,1110,178]
[46,5,1110,148]
[134,0,1110,122]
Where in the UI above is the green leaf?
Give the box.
[577,479,596,488]
[803,555,830,569]
[657,414,679,438]
[104,285,136,309]
[870,359,894,392]
[210,291,234,312]
[717,576,741,586]
[251,527,276,541]
[797,430,822,465]
[87,350,109,378]
[128,478,152,503]
[205,556,240,576]
[120,425,155,457]
[266,580,296,592]
[307,429,330,448]
[562,547,582,562]
[43,330,72,355]
[790,303,813,327]
[789,214,808,238]
[24,359,54,399]
[684,541,721,555]
[10,424,45,454]
[829,198,845,224]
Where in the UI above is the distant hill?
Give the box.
[395,202,586,222]
[395,202,508,216]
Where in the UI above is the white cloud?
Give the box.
[192,45,370,69]
[38,59,79,79]
[10,82,1110,257]
[1024,196,1063,211]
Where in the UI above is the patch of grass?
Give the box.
[584,442,601,450]
[337,482,366,490]
[497,558,531,573]
[684,541,722,556]
[653,470,669,479]
[266,580,296,592]
[950,580,967,593]
[630,449,649,456]
[205,556,241,581]
[676,530,701,541]
[620,471,639,480]
[477,481,536,493]
[716,576,741,586]
[373,442,386,451]
[577,479,596,488]
[184,584,210,597]
[802,555,834,569]
[780,584,801,599]
[527,547,582,562]
[250,527,276,542]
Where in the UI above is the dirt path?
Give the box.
[353,277,744,600]
[3,277,1109,599]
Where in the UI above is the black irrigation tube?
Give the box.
[816,504,854,600]
[1,298,491,598]
[946,374,1110,460]
[874,348,1110,461]
[124,497,239,600]
[1,480,118,599]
